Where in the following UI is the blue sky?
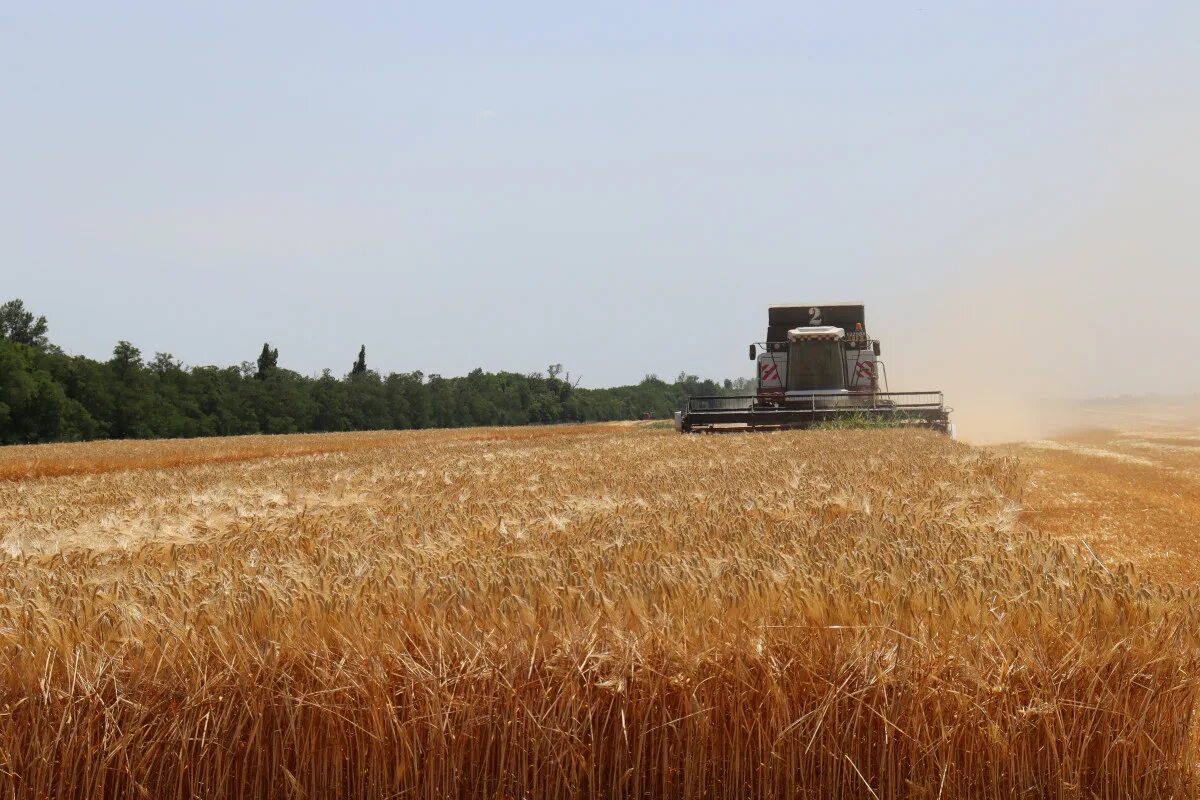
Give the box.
[3,3,1197,400]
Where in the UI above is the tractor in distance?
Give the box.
[675,303,953,434]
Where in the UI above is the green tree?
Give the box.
[312,370,351,431]
[110,341,144,378]
[107,341,153,438]
[0,341,35,442]
[0,299,49,348]
[397,371,430,428]
[0,339,95,443]
[150,352,181,375]
[255,343,278,380]
[147,352,203,437]
[0,301,751,443]
[44,352,111,438]
[249,369,314,433]
[191,365,258,435]
[346,369,388,430]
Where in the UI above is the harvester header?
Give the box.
[676,303,952,434]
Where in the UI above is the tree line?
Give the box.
[0,299,749,444]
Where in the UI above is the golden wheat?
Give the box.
[1000,402,1200,586]
[0,425,1195,798]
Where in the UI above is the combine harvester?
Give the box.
[676,303,953,434]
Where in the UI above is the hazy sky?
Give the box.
[3,3,1197,400]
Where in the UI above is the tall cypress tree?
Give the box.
[352,345,367,375]
[255,343,278,380]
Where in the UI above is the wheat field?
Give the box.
[0,425,1196,798]
[1001,401,1200,588]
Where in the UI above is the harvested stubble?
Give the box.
[0,426,1196,799]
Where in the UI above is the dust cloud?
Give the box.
[884,123,1199,444]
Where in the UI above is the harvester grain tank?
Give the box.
[676,303,953,433]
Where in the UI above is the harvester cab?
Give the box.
[676,303,952,434]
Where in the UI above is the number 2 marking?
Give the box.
[808,307,822,325]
